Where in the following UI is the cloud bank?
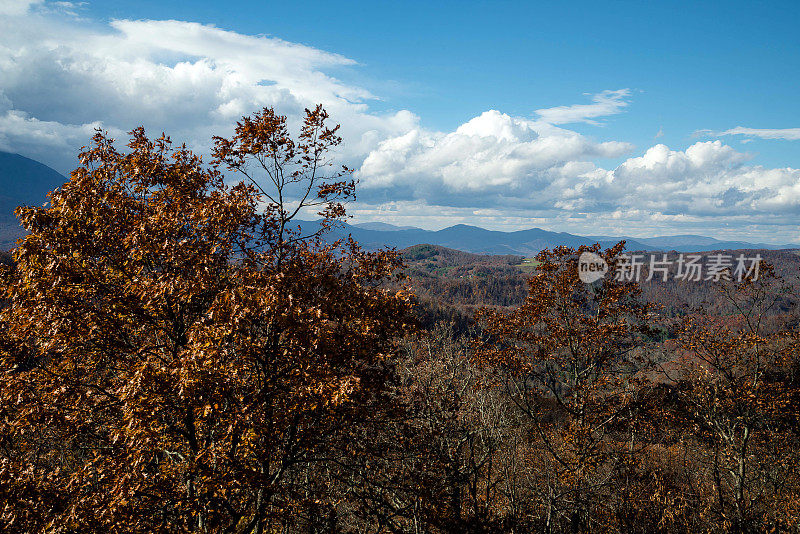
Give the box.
[1,2,799,243]
[0,7,418,171]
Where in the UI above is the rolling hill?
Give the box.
[311,221,799,255]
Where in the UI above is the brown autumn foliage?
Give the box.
[399,246,800,333]
[1,105,799,533]
[474,243,660,532]
[669,264,800,531]
[0,107,412,533]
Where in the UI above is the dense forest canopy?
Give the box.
[1,107,799,533]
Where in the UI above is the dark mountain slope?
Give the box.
[0,152,66,249]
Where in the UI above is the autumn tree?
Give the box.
[475,243,658,532]
[0,107,412,533]
[396,327,511,532]
[210,105,356,268]
[673,263,800,531]
[399,325,516,532]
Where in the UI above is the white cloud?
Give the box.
[357,109,633,196]
[41,1,87,17]
[0,10,417,171]
[356,118,800,242]
[534,89,630,125]
[1,6,798,243]
[0,110,109,166]
[700,126,800,141]
[593,141,800,216]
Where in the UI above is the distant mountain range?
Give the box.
[0,151,66,249]
[1,151,797,254]
[324,222,800,255]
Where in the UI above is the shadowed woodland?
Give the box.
[1,107,799,533]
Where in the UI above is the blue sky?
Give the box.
[1,0,799,242]
[84,0,800,167]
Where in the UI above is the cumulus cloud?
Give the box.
[356,108,633,201]
[356,118,800,242]
[0,110,111,167]
[581,141,800,217]
[699,126,800,141]
[0,6,417,171]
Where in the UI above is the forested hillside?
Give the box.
[2,108,799,533]
[402,244,800,331]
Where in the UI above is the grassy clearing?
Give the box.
[517,258,541,272]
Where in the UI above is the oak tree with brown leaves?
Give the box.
[0,107,412,533]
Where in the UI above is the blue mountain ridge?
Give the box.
[0,151,797,254]
[296,221,799,255]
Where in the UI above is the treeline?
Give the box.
[402,246,800,334]
[1,108,799,533]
